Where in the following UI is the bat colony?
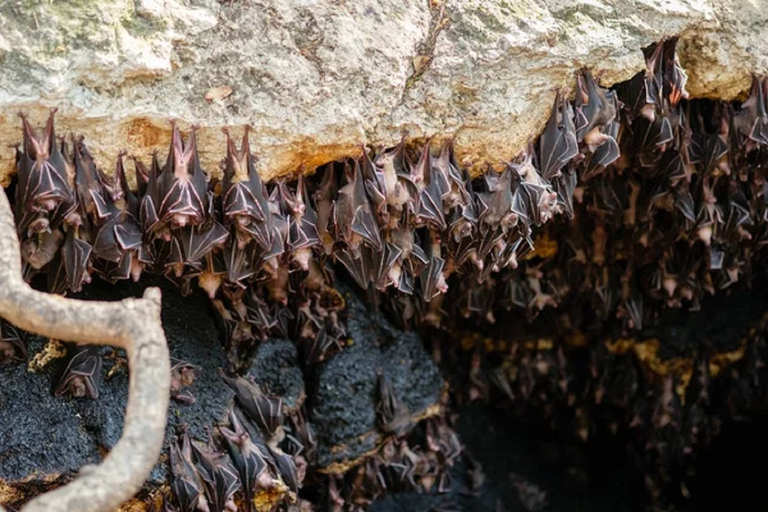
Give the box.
[4,36,768,510]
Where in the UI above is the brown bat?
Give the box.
[190,431,241,512]
[221,127,273,251]
[335,159,382,253]
[376,371,412,436]
[170,358,198,405]
[220,408,271,512]
[0,320,26,363]
[15,111,72,216]
[156,123,209,232]
[574,70,620,150]
[220,373,284,440]
[267,445,300,494]
[55,344,102,399]
[539,91,579,180]
[170,428,210,512]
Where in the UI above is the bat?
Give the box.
[170,357,198,405]
[432,140,468,209]
[304,328,342,366]
[420,255,448,301]
[582,121,620,181]
[0,320,26,363]
[178,195,229,267]
[314,162,338,253]
[62,228,93,293]
[156,123,209,231]
[170,428,209,512]
[220,373,284,440]
[219,408,269,512]
[191,432,241,512]
[335,159,382,252]
[55,344,102,399]
[16,111,72,215]
[574,70,620,148]
[539,91,579,180]
[477,167,519,231]
[267,445,300,494]
[416,157,449,231]
[375,371,412,436]
[221,127,273,251]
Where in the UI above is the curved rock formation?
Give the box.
[1,0,766,184]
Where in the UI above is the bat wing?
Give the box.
[62,230,93,293]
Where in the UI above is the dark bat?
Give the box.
[582,121,620,181]
[220,408,270,512]
[221,127,273,251]
[20,228,64,271]
[178,196,229,266]
[372,242,403,291]
[478,167,520,231]
[417,157,449,231]
[335,159,382,252]
[552,168,578,219]
[733,76,768,151]
[170,428,209,512]
[539,91,579,180]
[574,70,620,147]
[432,140,468,209]
[0,319,26,363]
[360,145,390,226]
[304,327,343,366]
[376,371,412,436]
[55,344,102,399]
[335,246,371,289]
[62,228,93,293]
[314,162,338,253]
[156,123,209,230]
[660,37,689,108]
[266,445,300,494]
[420,255,448,302]
[171,358,198,405]
[220,373,283,440]
[287,176,320,270]
[191,432,241,512]
[16,110,72,214]
[222,239,257,286]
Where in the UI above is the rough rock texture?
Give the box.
[1,0,766,185]
[0,276,233,506]
[309,284,445,472]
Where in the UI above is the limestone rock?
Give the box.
[0,0,766,184]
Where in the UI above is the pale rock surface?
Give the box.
[0,0,766,185]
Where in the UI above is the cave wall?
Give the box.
[0,0,766,185]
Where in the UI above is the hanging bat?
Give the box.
[376,371,412,436]
[220,408,271,512]
[20,228,64,271]
[287,175,320,270]
[221,127,273,251]
[0,319,26,363]
[431,140,468,209]
[539,91,579,180]
[335,159,382,253]
[360,145,390,226]
[477,167,519,231]
[371,242,404,291]
[156,123,209,231]
[190,432,241,512]
[552,168,578,219]
[304,328,342,366]
[372,135,415,221]
[335,246,371,289]
[420,255,448,301]
[16,111,72,215]
[170,428,210,512]
[266,445,300,494]
[178,194,229,267]
[733,76,768,151]
[314,162,338,254]
[574,70,620,149]
[170,358,198,405]
[55,344,102,399]
[61,228,93,293]
[660,37,689,108]
[417,157,449,232]
[582,121,620,181]
[220,373,284,440]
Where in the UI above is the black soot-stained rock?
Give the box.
[245,338,305,411]
[309,284,445,472]
[0,275,234,504]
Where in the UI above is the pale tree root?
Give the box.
[0,189,171,511]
